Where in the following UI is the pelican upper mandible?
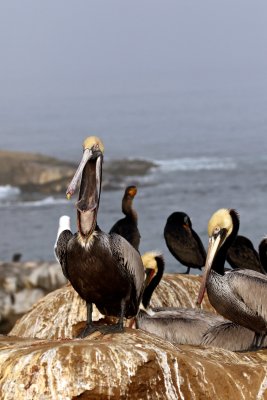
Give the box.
[197,208,267,349]
[55,136,145,337]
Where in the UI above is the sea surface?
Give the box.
[1,78,267,272]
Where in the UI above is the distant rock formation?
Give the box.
[0,150,156,195]
[0,150,76,194]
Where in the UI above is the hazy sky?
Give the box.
[1,0,267,97]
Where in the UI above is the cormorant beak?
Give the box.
[196,231,224,305]
[66,147,103,237]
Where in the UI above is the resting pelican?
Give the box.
[109,185,141,251]
[197,208,267,349]
[227,235,265,273]
[164,212,206,274]
[136,251,226,346]
[138,250,267,351]
[55,136,145,337]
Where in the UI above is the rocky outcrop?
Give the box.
[0,150,76,194]
[0,261,66,334]
[2,273,267,399]
[1,330,267,399]
[10,274,214,339]
[0,150,156,194]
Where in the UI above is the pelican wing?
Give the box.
[110,233,145,299]
[55,230,73,279]
[202,321,255,352]
[137,308,223,345]
[153,307,224,323]
[227,269,267,321]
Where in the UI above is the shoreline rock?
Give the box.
[0,150,156,195]
[0,261,67,334]
[2,271,267,399]
[1,330,267,399]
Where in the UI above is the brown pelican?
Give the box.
[138,251,267,351]
[55,136,145,337]
[141,251,165,309]
[109,185,141,251]
[227,235,265,273]
[164,212,206,274]
[136,251,226,346]
[197,208,267,349]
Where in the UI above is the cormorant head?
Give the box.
[125,185,137,198]
[165,212,192,231]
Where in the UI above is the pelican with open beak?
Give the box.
[55,136,145,338]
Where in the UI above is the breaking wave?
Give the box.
[155,157,237,172]
[0,185,21,201]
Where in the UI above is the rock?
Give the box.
[0,261,67,334]
[1,330,267,399]
[0,150,157,195]
[0,150,76,194]
[10,274,214,339]
[3,273,267,399]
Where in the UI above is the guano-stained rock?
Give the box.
[9,274,214,339]
[1,330,267,399]
[2,274,267,398]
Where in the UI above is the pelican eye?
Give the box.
[213,226,221,235]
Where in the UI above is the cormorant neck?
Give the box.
[122,196,137,223]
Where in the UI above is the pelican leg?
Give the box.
[180,266,190,274]
[99,299,126,335]
[77,302,98,338]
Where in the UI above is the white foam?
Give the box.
[0,185,21,200]
[156,157,237,172]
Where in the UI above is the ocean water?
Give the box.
[1,80,267,272]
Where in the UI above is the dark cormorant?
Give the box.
[258,237,267,273]
[164,212,206,274]
[109,185,140,251]
[227,235,265,273]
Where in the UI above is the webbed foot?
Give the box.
[77,323,99,338]
[98,323,124,335]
